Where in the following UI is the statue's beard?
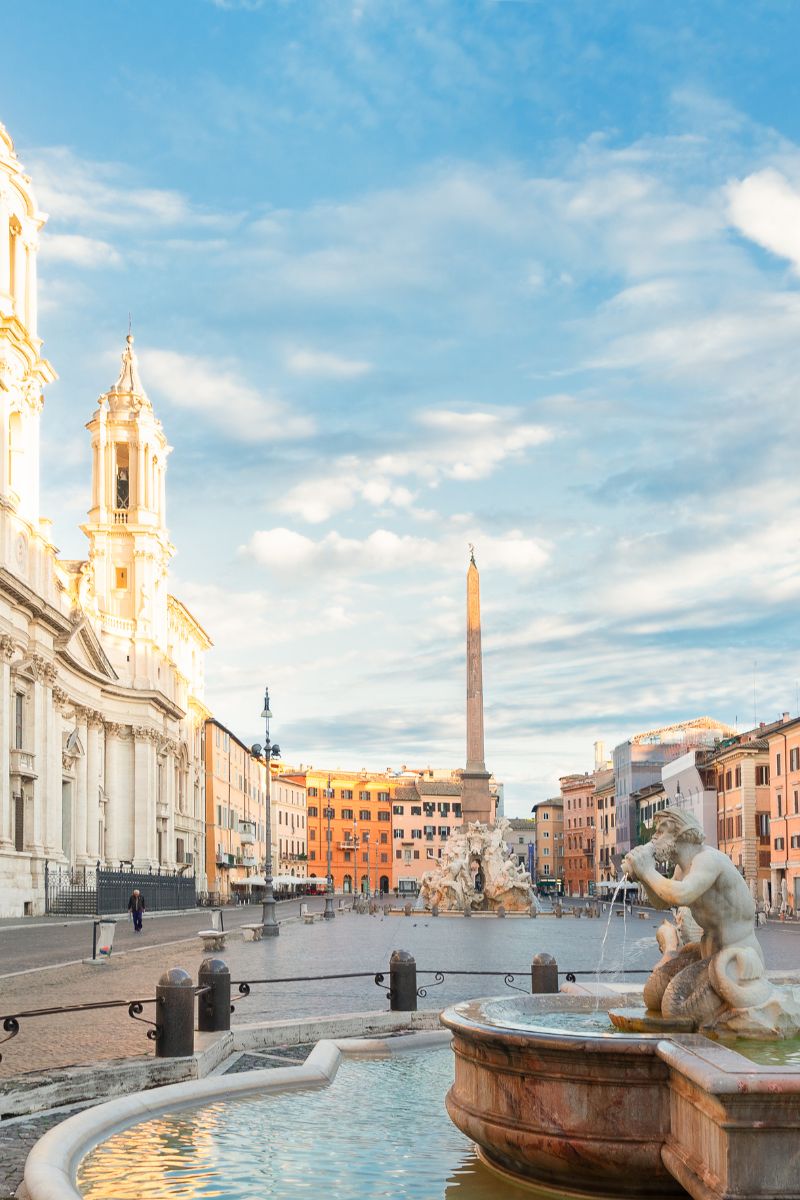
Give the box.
[652,833,678,865]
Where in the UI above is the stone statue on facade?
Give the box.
[419,819,534,913]
[621,807,800,1037]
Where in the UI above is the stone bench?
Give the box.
[197,930,227,951]
[241,924,263,942]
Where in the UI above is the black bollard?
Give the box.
[156,967,195,1057]
[389,949,418,1011]
[496,904,506,918]
[531,952,558,995]
[198,957,231,1033]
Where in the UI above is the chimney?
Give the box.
[783,712,791,723]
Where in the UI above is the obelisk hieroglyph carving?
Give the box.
[461,546,492,825]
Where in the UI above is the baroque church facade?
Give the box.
[0,122,211,917]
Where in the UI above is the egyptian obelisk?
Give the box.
[461,547,493,825]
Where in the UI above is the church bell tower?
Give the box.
[82,334,174,685]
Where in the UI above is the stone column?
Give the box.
[11,222,25,316]
[164,743,176,867]
[47,685,67,860]
[28,656,47,855]
[0,189,10,307]
[40,665,61,858]
[133,727,157,867]
[103,723,123,863]
[85,712,103,861]
[24,236,37,338]
[137,441,145,513]
[74,708,89,864]
[0,636,15,848]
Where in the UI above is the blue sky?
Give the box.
[4,1,800,814]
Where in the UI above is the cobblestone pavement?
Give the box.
[2,906,799,1082]
[0,899,322,976]
[0,1101,93,1198]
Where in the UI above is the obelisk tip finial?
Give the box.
[468,542,476,566]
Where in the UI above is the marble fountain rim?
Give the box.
[441,993,800,1093]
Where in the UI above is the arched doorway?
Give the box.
[343,874,352,893]
[360,874,368,894]
[379,875,389,895]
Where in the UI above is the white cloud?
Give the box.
[286,348,372,378]
[278,407,554,522]
[141,348,314,441]
[727,168,800,272]
[39,233,122,269]
[242,526,549,577]
[29,146,229,232]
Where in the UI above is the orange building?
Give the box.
[711,732,772,892]
[304,769,394,895]
[766,715,800,912]
[560,773,596,897]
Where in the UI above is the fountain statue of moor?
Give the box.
[620,806,800,1037]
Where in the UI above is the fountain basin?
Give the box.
[441,994,680,1197]
[440,993,800,1200]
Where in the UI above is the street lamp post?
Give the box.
[363,830,371,900]
[323,777,335,920]
[253,686,279,937]
[352,818,359,896]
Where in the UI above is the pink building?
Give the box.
[391,778,464,894]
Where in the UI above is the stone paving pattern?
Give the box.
[3,903,800,1081]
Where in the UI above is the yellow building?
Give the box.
[204,719,267,902]
[531,797,564,893]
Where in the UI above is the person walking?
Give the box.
[127,888,145,933]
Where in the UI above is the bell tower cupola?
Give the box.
[82,333,174,683]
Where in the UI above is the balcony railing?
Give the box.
[239,829,255,845]
[112,508,128,525]
[9,748,36,778]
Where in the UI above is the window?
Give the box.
[114,566,128,590]
[775,837,785,851]
[413,850,420,859]
[309,829,316,840]
[14,693,23,749]
[308,805,318,817]
[777,752,782,777]
[453,804,461,817]
[404,849,412,863]
[359,809,370,821]
[359,791,370,801]
[427,848,434,858]
[757,813,770,841]
[736,815,742,837]
[395,850,401,859]
[377,811,390,822]
[378,792,389,802]
[411,806,422,816]
[343,851,351,862]
[756,765,770,786]
[309,851,315,860]
[777,795,783,817]
[542,811,549,820]
[380,853,388,863]
[380,832,387,844]
[411,829,421,839]
[437,803,451,816]
[341,789,353,800]
[791,835,800,850]
[393,805,404,815]
[792,749,800,772]
[308,787,318,797]
[341,808,353,820]
[734,766,742,788]
[725,770,732,790]
[393,828,404,839]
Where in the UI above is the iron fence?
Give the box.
[44,862,196,915]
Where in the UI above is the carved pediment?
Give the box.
[56,616,118,682]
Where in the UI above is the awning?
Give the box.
[233,874,327,887]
